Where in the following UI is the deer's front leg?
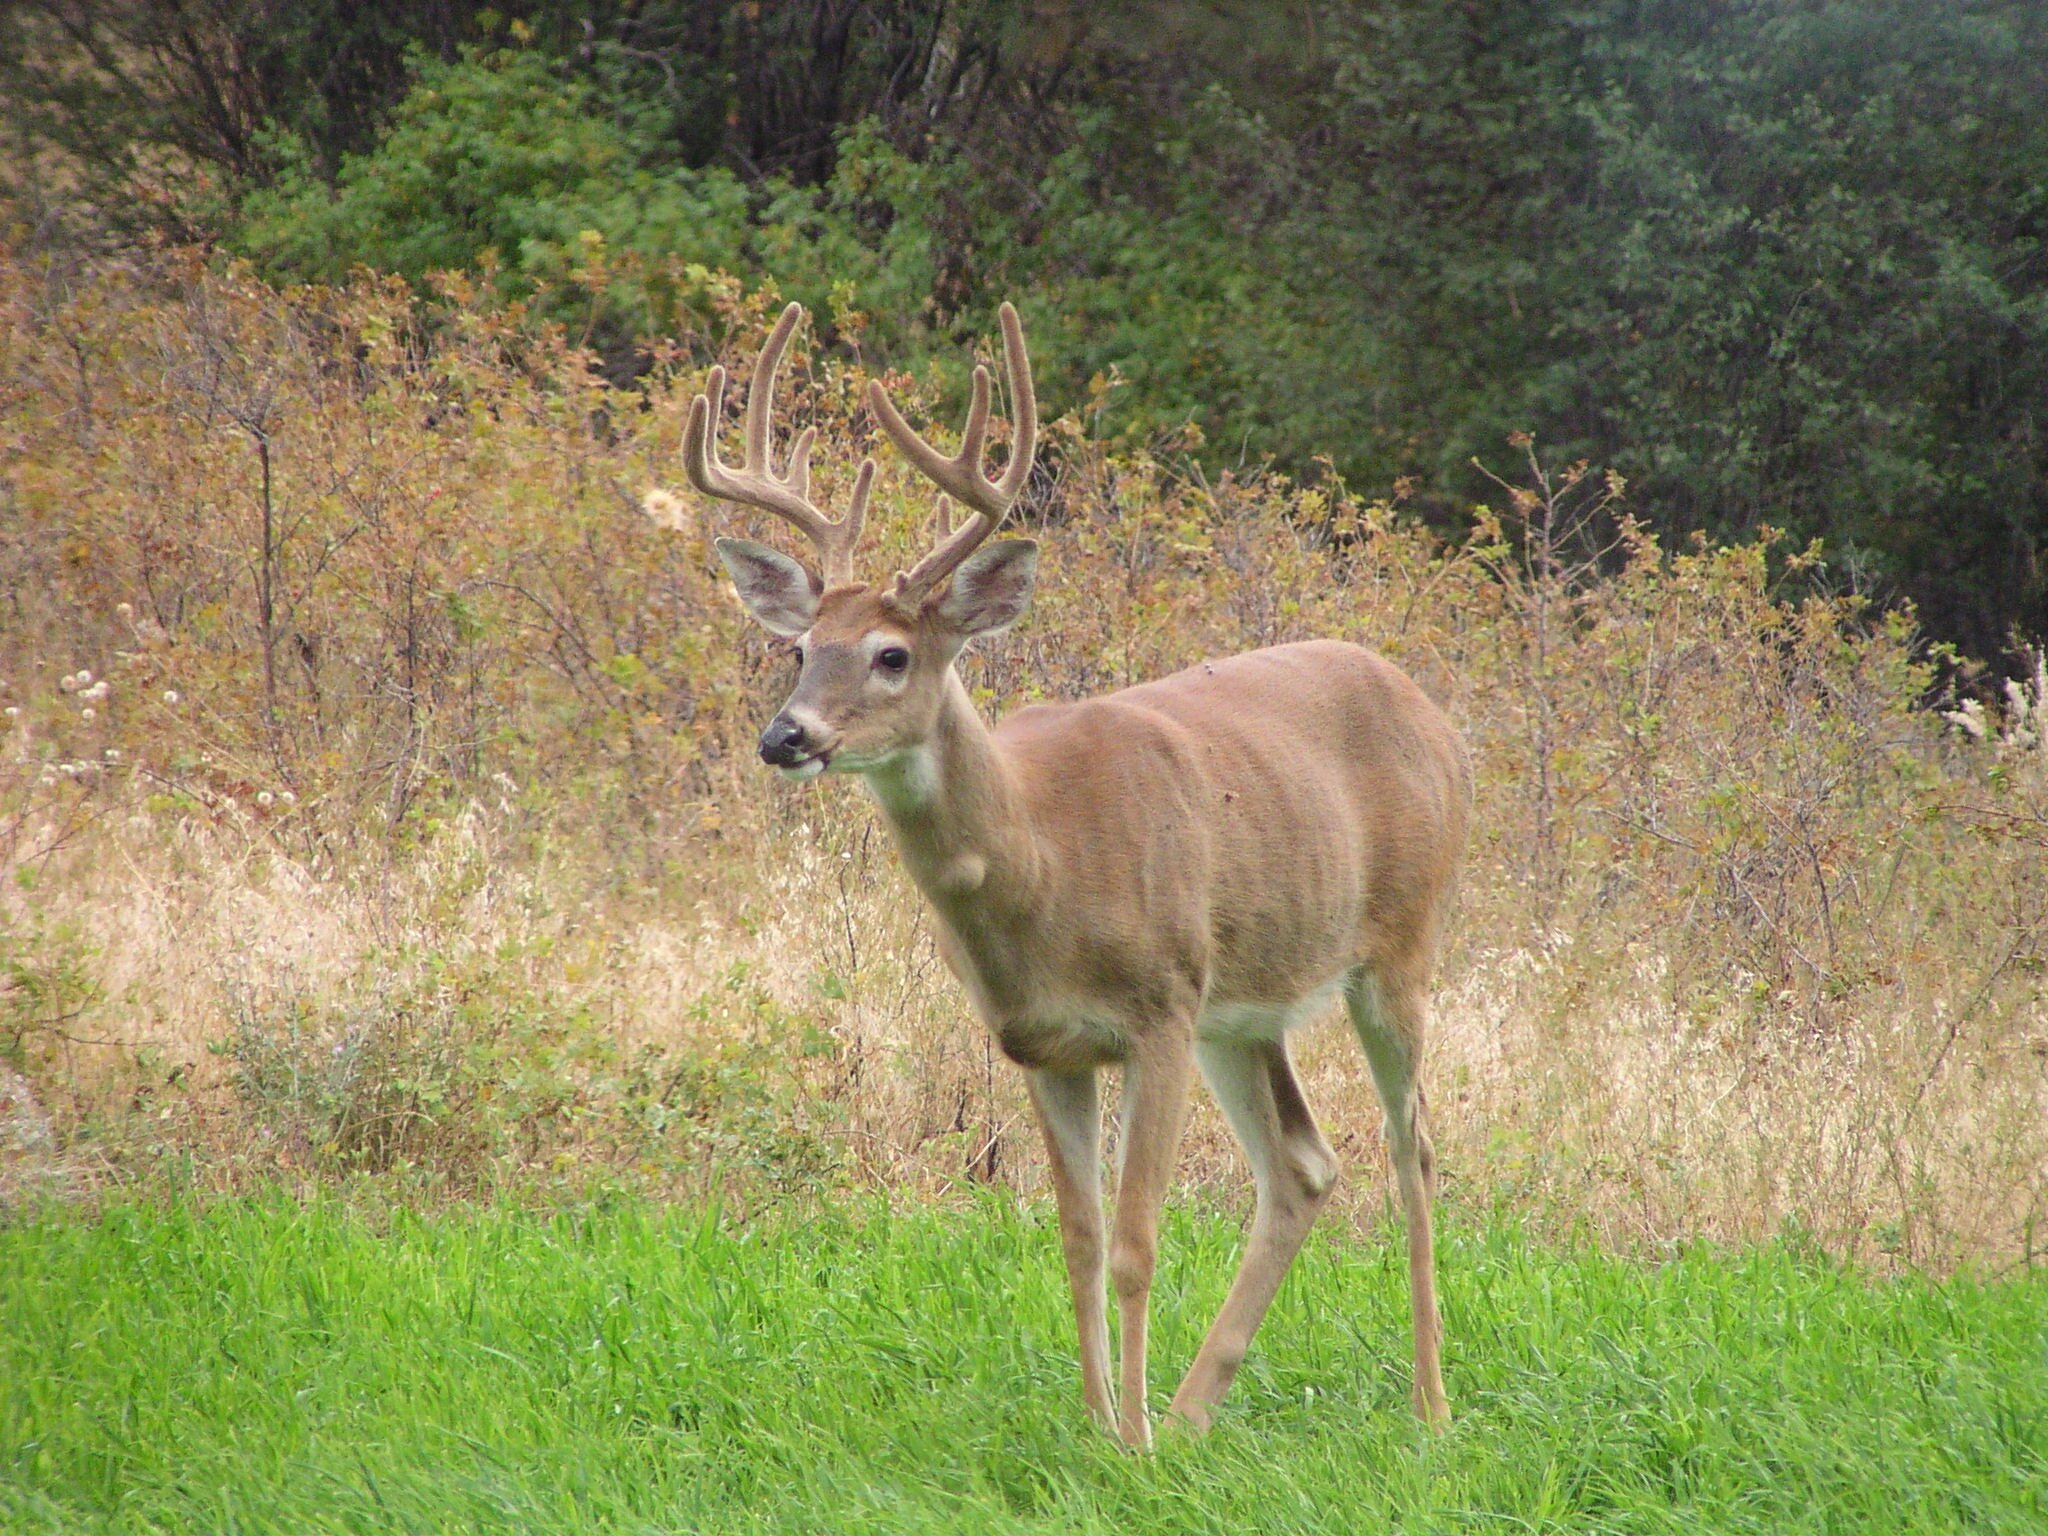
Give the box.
[1109,1029,1196,1450]
[1026,1066,1115,1434]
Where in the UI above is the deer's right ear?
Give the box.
[716,537,822,637]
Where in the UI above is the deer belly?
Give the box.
[1198,976,1349,1044]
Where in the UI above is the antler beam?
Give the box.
[868,301,1038,604]
[683,302,872,586]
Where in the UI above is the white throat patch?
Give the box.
[862,745,939,813]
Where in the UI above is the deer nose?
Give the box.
[758,716,811,766]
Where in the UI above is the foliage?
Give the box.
[209,939,840,1191]
[9,2,2045,653]
[2,247,2042,1266]
[0,914,101,1074]
[0,0,552,241]
[214,941,603,1179]
[1553,1,2048,657]
[232,46,947,371]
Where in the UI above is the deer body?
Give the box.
[869,639,1469,1075]
[669,302,1470,1447]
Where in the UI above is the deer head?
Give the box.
[683,302,1039,778]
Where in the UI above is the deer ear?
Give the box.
[933,539,1038,637]
[716,538,821,637]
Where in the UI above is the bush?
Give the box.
[2,246,2042,1264]
[216,943,601,1180]
[232,46,941,373]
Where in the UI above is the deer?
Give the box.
[664,300,1472,1449]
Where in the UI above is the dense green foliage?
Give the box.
[3,1198,2044,1532]
[6,1,2043,655]
[230,48,940,372]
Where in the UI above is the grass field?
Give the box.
[2,1197,2044,1535]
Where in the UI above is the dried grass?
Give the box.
[2,248,2042,1271]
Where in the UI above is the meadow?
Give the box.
[3,197,2048,1536]
[4,1196,2045,1534]
[6,9,2048,1525]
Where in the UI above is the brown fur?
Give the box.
[678,305,1472,1447]
[758,584,1470,1445]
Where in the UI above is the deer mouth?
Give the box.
[777,751,829,781]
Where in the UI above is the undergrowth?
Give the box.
[1,245,2043,1269]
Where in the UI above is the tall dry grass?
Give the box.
[2,245,2043,1270]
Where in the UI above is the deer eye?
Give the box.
[876,645,911,673]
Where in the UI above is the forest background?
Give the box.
[9,0,2047,659]
[0,0,2044,1275]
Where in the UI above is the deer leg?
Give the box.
[1027,1066,1115,1433]
[1108,1031,1195,1450]
[1167,1035,1340,1432]
[1347,969,1451,1428]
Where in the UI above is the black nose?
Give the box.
[758,716,809,766]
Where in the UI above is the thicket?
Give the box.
[4,1,2045,658]
[1,248,2042,1271]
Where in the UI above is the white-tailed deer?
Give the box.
[667,301,1470,1447]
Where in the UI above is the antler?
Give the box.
[868,301,1037,604]
[683,301,872,585]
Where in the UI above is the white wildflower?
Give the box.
[643,488,688,531]
[80,707,96,722]
[2003,647,2046,753]
[257,790,274,808]
[163,690,181,705]
[74,669,92,687]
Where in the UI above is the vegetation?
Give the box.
[4,1,2044,656]
[1,4,2044,1515]
[4,1197,2044,1533]
[1,248,2042,1269]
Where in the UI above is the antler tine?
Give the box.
[839,457,874,559]
[990,300,1037,502]
[743,301,801,473]
[869,301,1038,603]
[786,426,818,499]
[680,301,868,584]
[956,366,991,483]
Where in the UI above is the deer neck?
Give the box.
[860,668,1040,910]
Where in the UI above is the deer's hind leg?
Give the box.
[1166,1032,1340,1432]
[1347,966,1451,1428]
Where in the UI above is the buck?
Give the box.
[666,301,1471,1447]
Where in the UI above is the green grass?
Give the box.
[2,1196,2043,1533]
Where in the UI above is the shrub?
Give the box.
[1,245,2042,1265]
[232,46,940,373]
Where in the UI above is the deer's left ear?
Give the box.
[933,539,1038,637]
